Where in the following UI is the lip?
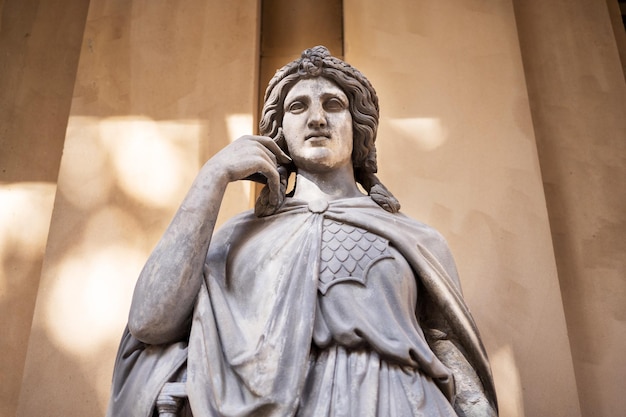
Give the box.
[305,132,331,141]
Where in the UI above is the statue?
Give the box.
[107,46,498,417]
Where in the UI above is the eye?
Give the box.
[325,97,346,112]
[287,101,306,114]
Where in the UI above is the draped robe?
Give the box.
[107,197,496,417]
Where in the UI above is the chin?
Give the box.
[294,151,332,166]
[298,159,351,174]
[291,148,352,172]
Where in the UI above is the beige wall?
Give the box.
[13,1,259,416]
[2,0,624,416]
[259,0,343,96]
[514,0,626,415]
[0,1,90,417]
[344,1,581,416]
[257,0,343,198]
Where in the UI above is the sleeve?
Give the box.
[106,326,188,417]
[414,227,499,416]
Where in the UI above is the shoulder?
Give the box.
[380,208,451,249]
[380,210,461,288]
[205,210,256,261]
[396,211,445,237]
[206,205,309,261]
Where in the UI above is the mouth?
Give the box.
[305,132,331,141]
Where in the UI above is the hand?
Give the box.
[203,134,291,207]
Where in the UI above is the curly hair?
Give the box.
[255,46,400,216]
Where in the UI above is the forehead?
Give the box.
[285,77,348,102]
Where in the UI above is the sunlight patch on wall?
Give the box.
[43,116,207,355]
[44,203,146,354]
[100,117,205,208]
[58,118,112,210]
[0,183,56,260]
[385,117,448,151]
[491,344,524,417]
[226,113,254,142]
[59,117,204,210]
[0,182,55,319]
[39,114,257,366]
[45,244,143,354]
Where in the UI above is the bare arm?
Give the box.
[128,135,291,344]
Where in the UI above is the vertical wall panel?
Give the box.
[259,0,343,95]
[16,1,260,416]
[0,1,90,416]
[344,1,581,416]
[514,0,626,415]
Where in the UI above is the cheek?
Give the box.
[340,121,354,150]
[346,124,354,141]
[282,132,303,158]
[282,114,303,135]
[280,120,296,148]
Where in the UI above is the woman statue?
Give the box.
[107,46,498,417]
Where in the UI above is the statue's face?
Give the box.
[282,77,353,172]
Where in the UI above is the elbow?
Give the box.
[128,312,160,344]
[128,310,167,344]
[128,309,190,345]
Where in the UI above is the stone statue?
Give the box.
[107,46,498,417]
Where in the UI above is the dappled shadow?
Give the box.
[0,183,56,417]
[15,115,228,415]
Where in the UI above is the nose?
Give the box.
[307,103,327,129]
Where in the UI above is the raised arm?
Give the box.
[128,135,291,344]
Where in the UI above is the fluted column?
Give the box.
[15,1,260,416]
[514,1,626,416]
[344,1,582,416]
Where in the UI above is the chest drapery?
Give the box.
[186,197,495,416]
[314,218,448,375]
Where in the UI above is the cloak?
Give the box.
[107,197,496,417]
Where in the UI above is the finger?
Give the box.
[259,162,280,206]
[225,149,277,184]
[235,134,290,165]
[252,142,281,172]
[253,135,292,165]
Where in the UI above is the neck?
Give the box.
[292,165,363,202]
